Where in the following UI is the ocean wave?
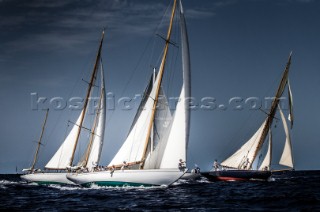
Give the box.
[0,180,20,185]
[88,183,167,190]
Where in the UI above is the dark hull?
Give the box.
[202,170,272,181]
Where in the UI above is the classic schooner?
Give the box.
[21,31,107,185]
[66,0,191,187]
[203,53,294,181]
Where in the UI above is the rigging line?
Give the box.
[152,1,174,77]
[45,39,100,147]
[165,9,180,97]
[105,3,173,141]
[119,3,171,98]
[166,39,180,99]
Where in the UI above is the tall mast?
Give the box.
[249,52,292,168]
[31,109,49,171]
[140,0,177,169]
[83,62,105,167]
[69,30,105,166]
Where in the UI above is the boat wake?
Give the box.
[0,180,20,186]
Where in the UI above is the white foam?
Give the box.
[0,180,19,185]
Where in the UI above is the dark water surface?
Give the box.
[1,171,319,211]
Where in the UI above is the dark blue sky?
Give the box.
[0,0,319,173]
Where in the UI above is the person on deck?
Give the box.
[110,165,115,177]
[178,159,186,171]
[194,165,200,174]
[213,160,219,171]
[121,161,128,171]
[243,158,250,169]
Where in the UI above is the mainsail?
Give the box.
[221,120,267,169]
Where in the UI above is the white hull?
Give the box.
[66,169,185,187]
[20,172,74,185]
[181,172,201,180]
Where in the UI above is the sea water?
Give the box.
[0,171,319,211]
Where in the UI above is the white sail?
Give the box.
[45,109,85,169]
[179,0,191,151]
[288,79,294,128]
[221,119,267,169]
[85,69,106,170]
[279,106,294,168]
[159,1,190,169]
[108,71,163,166]
[160,86,187,168]
[143,88,172,169]
[259,129,272,170]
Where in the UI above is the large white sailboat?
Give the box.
[203,53,294,181]
[67,0,191,187]
[21,31,107,185]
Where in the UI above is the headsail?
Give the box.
[179,0,191,151]
[45,110,85,169]
[108,71,163,167]
[279,106,294,169]
[77,63,106,170]
[143,86,172,169]
[288,79,294,129]
[258,129,272,170]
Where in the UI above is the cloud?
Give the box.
[185,9,216,19]
[0,0,224,60]
[295,0,314,2]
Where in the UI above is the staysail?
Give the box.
[279,106,294,168]
[259,129,272,170]
[45,110,85,169]
[288,79,294,129]
[108,70,163,166]
[77,65,106,170]
[143,85,172,169]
